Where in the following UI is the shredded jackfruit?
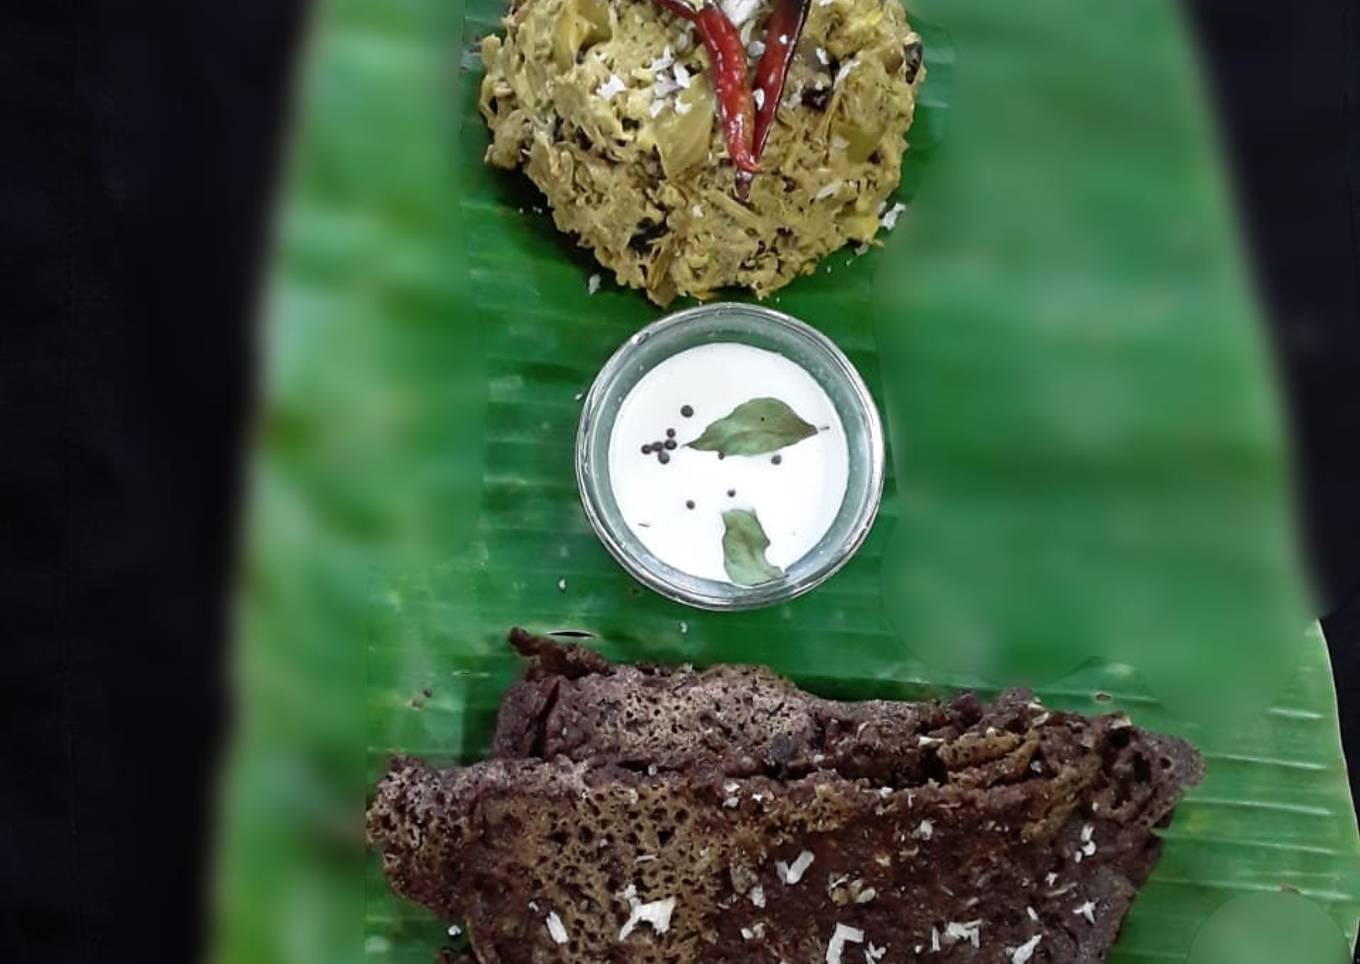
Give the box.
[479,0,923,305]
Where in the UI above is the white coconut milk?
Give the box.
[608,343,849,582]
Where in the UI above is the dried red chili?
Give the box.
[650,0,699,19]
[751,0,811,159]
[650,0,760,173]
[696,5,760,172]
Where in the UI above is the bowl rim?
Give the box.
[574,301,886,611]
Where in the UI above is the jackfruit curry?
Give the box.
[479,0,924,304]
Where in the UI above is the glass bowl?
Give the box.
[575,303,885,611]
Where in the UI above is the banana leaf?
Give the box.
[215,0,1360,961]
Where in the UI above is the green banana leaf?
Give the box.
[214,0,1360,961]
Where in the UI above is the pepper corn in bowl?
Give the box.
[479,0,924,304]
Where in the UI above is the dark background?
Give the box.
[0,1,1356,961]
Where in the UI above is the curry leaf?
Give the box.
[687,397,817,457]
[721,509,784,586]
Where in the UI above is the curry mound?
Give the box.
[479,0,924,305]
